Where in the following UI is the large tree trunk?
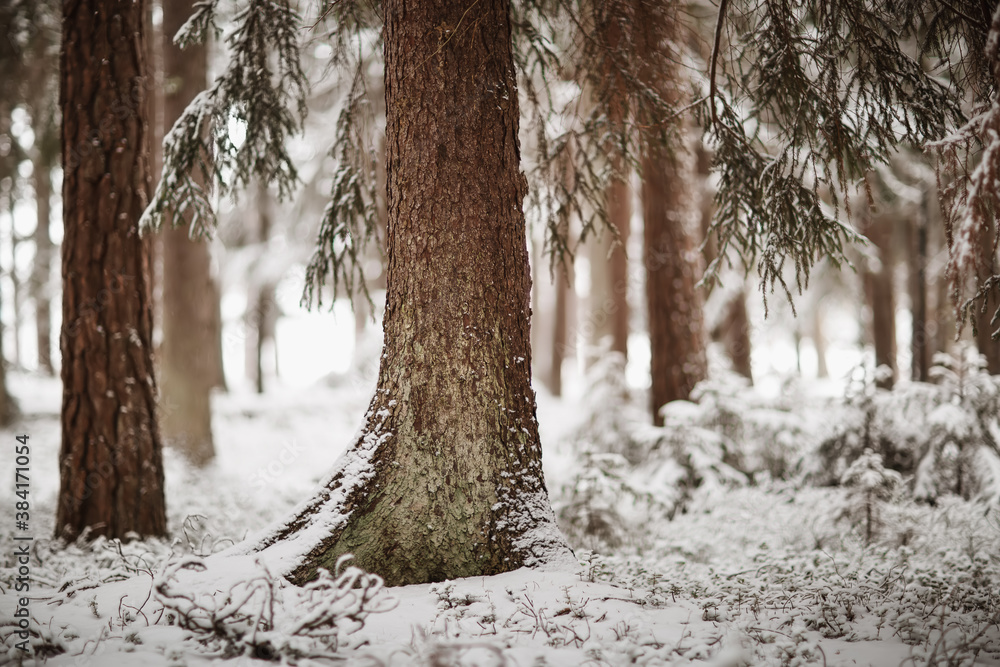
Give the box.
[242,0,572,586]
[31,155,54,374]
[636,1,707,425]
[159,0,216,466]
[57,0,166,541]
[864,211,896,388]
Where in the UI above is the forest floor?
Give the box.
[1,369,999,666]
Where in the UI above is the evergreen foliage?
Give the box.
[140,0,308,237]
[840,448,902,543]
[933,4,1000,329]
[144,0,998,312]
[701,0,977,308]
[817,347,1000,505]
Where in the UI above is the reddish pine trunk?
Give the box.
[57,0,166,540]
[909,202,930,381]
[245,0,571,586]
[864,212,896,388]
[975,220,1000,374]
[596,0,631,360]
[719,290,753,382]
[159,0,217,465]
[636,0,707,425]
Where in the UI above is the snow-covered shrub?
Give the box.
[555,354,655,551]
[577,487,1000,666]
[817,347,1000,505]
[555,355,747,551]
[570,353,646,463]
[555,435,742,553]
[664,373,819,482]
[556,450,656,551]
[153,555,394,661]
[839,448,902,543]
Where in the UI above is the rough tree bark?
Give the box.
[57,0,166,540]
[636,0,707,425]
[242,0,572,586]
[159,0,216,466]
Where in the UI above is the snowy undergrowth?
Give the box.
[577,484,1000,666]
[817,349,1000,504]
[2,370,1000,665]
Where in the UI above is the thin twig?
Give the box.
[709,0,730,129]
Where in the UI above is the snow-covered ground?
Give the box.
[2,369,999,666]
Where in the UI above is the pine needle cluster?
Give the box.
[140,0,308,237]
[142,0,999,313]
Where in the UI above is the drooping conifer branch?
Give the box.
[701,0,966,307]
[140,0,308,236]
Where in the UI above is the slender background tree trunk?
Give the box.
[247,180,277,394]
[31,155,53,375]
[636,0,707,425]
[596,1,631,361]
[864,212,896,388]
[0,104,16,424]
[549,262,571,396]
[909,198,930,381]
[975,219,1000,373]
[9,220,21,368]
[57,0,166,541]
[0,248,16,425]
[159,0,216,465]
